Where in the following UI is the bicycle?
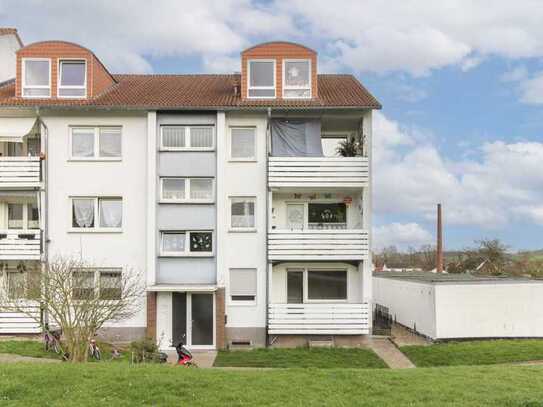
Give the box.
[88,338,101,361]
[43,324,61,354]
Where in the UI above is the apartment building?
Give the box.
[0,32,380,349]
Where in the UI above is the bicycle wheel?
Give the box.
[94,349,101,361]
[52,341,60,354]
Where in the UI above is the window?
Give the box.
[5,270,40,299]
[283,59,311,98]
[307,270,347,301]
[160,126,214,150]
[160,178,214,202]
[58,60,86,98]
[28,203,39,229]
[230,268,257,303]
[160,231,213,256]
[308,203,347,230]
[230,127,256,160]
[72,270,95,300]
[71,197,122,231]
[8,204,23,229]
[230,197,256,231]
[22,58,51,98]
[99,270,122,300]
[247,60,275,98]
[70,127,121,159]
[7,272,25,299]
[7,142,23,157]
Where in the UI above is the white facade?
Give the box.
[0,32,20,83]
[374,275,543,339]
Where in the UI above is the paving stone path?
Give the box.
[367,338,416,369]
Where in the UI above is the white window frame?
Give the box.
[69,196,123,233]
[282,59,312,99]
[57,59,87,99]
[7,202,39,230]
[228,196,256,232]
[285,267,349,304]
[160,230,214,257]
[159,177,214,203]
[22,58,51,98]
[71,267,123,301]
[228,127,257,162]
[159,125,215,151]
[69,126,122,161]
[228,268,257,306]
[247,59,276,99]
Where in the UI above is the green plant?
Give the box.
[129,338,159,363]
[336,134,364,157]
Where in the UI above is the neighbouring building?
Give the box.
[0,31,381,349]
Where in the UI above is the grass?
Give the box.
[213,347,387,368]
[1,363,543,406]
[0,340,61,360]
[401,339,543,367]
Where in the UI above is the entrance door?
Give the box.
[287,271,303,304]
[171,292,215,348]
[287,204,305,230]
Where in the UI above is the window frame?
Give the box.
[285,268,349,304]
[22,58,51,98]
[159,230,214,257]
[71,267,123,301]
[69,126,122,161]
[69,196,123,233]
[228,126,257,162]
[282,59,312,99]
[57,59,87,99]
[7,202,39,230]
[159,177,214,204]
[159,125,215,151]
[228,196,257,232]
[228,268,257,306]
[247,59,276,99]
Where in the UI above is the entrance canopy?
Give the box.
[147,284,217,293]
[0,117,40,143]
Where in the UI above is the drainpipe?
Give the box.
[265,107,271,347]
[36,108,48,328]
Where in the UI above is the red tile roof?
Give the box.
[0,73,381,110]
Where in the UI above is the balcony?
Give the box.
[268,303,370,335]
[268,229,369,261]
[268,157,369,189]
[0,230,41,260]
[0,157,41,189]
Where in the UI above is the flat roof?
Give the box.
[373,271,543,285]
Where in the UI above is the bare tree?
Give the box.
[0,256,144,362]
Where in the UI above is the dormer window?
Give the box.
[22,58,51,98]
[283,59,311,98]
[58,60,87,98]
[247,59,275,98]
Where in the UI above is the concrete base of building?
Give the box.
[97,327,146,343]
[268,334,371,348]
[225,327,267,348]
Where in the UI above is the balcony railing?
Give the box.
[268,156,369,188]
[0,306,42,334]
[268,229,369,261]
[0,230,41,260]
[268,303,370,335]
[0,157,41,189]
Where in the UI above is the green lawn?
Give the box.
[214,347,387,368]
[0,340,61,360]
[402,339,543,367]
[1,363,543,406]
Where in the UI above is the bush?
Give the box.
[129,338,160,363]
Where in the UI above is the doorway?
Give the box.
[286,203,305,230]
[172,292,215,349]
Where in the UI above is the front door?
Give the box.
[287,204,305,230]
[172,292,215,349]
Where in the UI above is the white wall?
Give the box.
[435,282,543,338]
[218,113,268,329]
[43,112,148,329]
[0,34,20,83]
[373,276,437,338]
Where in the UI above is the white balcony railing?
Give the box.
[268,229,369,261]
[268,303,370,335]
[268,156,369,188]
[0,306,41,334]
[0,157,41,189]
[0,230,41,260]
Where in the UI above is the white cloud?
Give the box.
[373,222,433,251]
[500,66,528,82]
[373,113,543,228]
[519,72,543,104]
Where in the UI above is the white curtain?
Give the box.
[231,128,255,158]
[163,179,185,200]
[163,233,185,252]
[190,179,212,200]
[99,129,121,157]
[73,199,94,228]
[190,127,213,148]
[231,200,255,228]
[72,130,94,157]
[162,126,185,148]
[99,199,122,228]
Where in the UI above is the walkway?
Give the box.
[165,350,217,368]
[367,338,415,369]
[0,353,60,364]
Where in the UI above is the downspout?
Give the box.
[36,108,48,328]
[265,107,271,347]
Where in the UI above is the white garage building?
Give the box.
[373,272,543,340]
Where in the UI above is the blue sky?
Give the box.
[1,0,542,252]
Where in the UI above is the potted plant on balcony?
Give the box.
[336,133,365,157]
